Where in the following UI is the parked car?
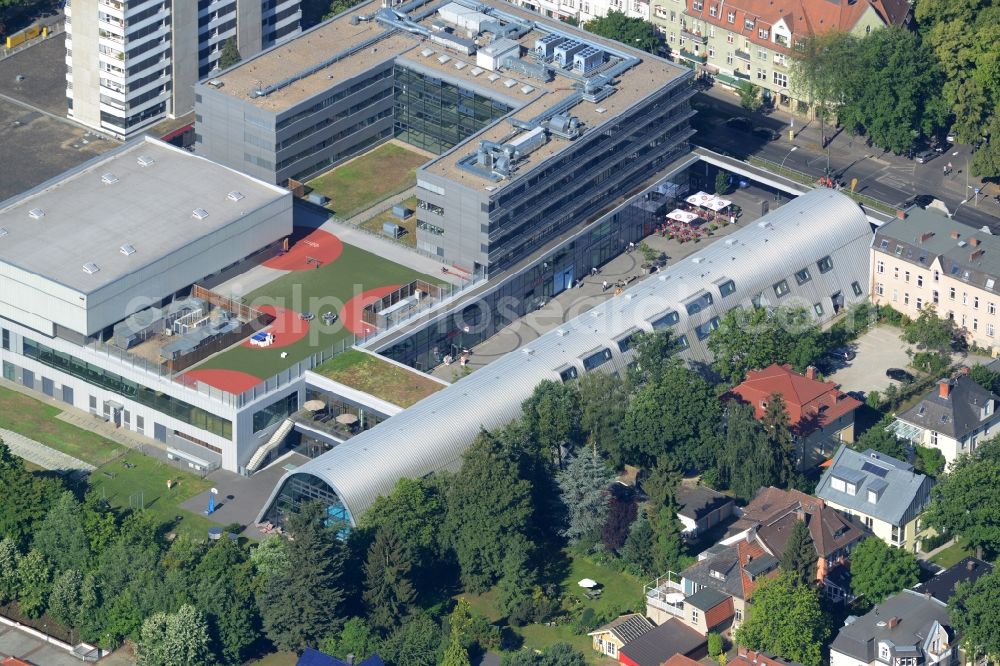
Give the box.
[886,368,914,382]
[725,116,753,131]
[915,150,938,164]
[752,126,781,141]
[846,390,866,402]
[827,347,857,362]
[904,194,935,208]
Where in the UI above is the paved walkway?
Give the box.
[0,427,94,474]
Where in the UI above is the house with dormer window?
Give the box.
[890,374,1000,468]
[829,589,958,666]
[816,445,933,553]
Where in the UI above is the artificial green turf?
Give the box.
[195,241,442,379]
[306,143,428,218]
[0,385,124,465]
[88,450,216,539]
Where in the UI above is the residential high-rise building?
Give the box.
[65,0,301,138]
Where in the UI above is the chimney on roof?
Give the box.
[918,232,935,243]
[939,379,952,399]
[796,507,806,522]
[951,230,961,240]
[967,559,977,571]
[805,365,817,380]
[747,553,754,564]
[739,647,750,659]
[961,366,971,376]
[970,237,981,246]
[970,249,985,262]
[887,617,900,629]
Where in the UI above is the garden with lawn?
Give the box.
[313,349,445,408]
[188,234,443,390]
[307,142,428,219]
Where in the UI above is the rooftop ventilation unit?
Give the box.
[207,79,224,88]
[574,46,605,74]
[556,328,568,337]
[437,54,451,64]
[501,56,553,81]
[137,155,155,167]
[454,61,467,70]
[534,33,564,60]
[420,48,435,57]
[101,173,119,185]
[227,191,245,202]
[522,347,535,355]
[82,262,100,275]
[28,208,44,219]
[0,227,7,238]
[553,39,586,68]
[758,220,773,229]
[487,73,501,82]
[470,66,484,76]
[544,114,581,139]
[192,208,209,220]
[503,78,517,88]
[120,244,136,256]
[725,238,738,246]
[520,84,534,94]
[691,256,705,264]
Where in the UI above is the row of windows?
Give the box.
[275,86,392,152]
[276,107,391,170]
[252,392,299,433]
[876,263,999,312]
[275,66,393,131]
[22,338,232,438]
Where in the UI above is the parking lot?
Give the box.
[0,623,131,666]
[0,37,117,200]
[826,326,916,395]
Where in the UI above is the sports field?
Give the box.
[187,229,442,391]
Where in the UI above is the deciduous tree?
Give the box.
[849,537,919,604]
[854,415,909,461]
[734,574,830,666]
[48,568,83,630]
[380,612,442,666]
[718,403,781,502]
[16,549,51,618]
[0,537,19,603]
[583,10,660,53]
[217,38,241,70]
[923,445,1000,558]
[34,491,91,572]
[136,604,214,666]
[949,568,1000,663]
[522,380,581,465]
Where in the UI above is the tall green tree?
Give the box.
[522,380,582,465]
[16,549,51,618]
[0,439,64,547]
[923,444,1000,557]
[854,415,909,461]
[718,402,781,502]
[583,10,660,52]
[790,31,856,149]
[949,568,1000,663]
[779,519,817,586]
[364,527,417,633]
[734,573,830,666]
[136,604,214,666]
[194,538,259,665]
[620,507,656,576]
[849,537,920,604]
[448,598,500,655]
[361,477,445,567]
[217,38,241,70]
[916,0,1000,178]
[444,426,539,592]
[442,634,473,666]
[380,612,442,666]
[0,537,19,603]
[48,569,84,630]
[258,501,346,651]
[33,491,91,572]
[556,450,612,546]
[644,459,685,573]
[738,83,763,113]
[628,330,679,387]
[763,394,797,484]
[709,307,822,385]
[320,617,381,663]
[577,372,627,458]
[902,306,956,351]
[621,364,722,470]
[249,534,290,581]
[968,364,1000,394]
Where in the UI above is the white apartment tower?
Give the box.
[65,0,301,138]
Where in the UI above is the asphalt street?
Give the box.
[691,86,1000,230]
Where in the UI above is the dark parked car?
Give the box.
[904,194,935,208]
[915,150,938,164]
[725,116,753,131]
[752,126,781,141]
[827,347,857,362]
[886,368,914,382]
[846,390,866,402]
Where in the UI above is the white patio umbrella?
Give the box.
[578,578,598,588]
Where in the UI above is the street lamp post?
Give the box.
[780,145,798,169]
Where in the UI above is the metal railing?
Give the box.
[643,572,686,617]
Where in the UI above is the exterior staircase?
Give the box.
[246,418,294,473]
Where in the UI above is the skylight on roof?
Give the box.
[454,61,466,70]
[101,173,119,185]
[192,208,209,220]
[28,208,44,219]
[82,262,100,275]
[520,85,535,94]
[437,55,451,64]
[0,227,7,238]
[420,48,434,57]
[120,244,136,256]
[503,79,517,88]
[137,155,155,167]
[227,191,245,202]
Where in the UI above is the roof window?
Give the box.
[28,208,44,219]
[0,227,7,238]
[192,208,209,220]
[137,155,155,167]
[82,262,100,275]
[227,191,245,202]
[120,244,136,256]
[101,173,119,185]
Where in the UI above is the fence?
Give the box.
[362,279,448,329]
[192,284,274,324]
[747,155,900,216]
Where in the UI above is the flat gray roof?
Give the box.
[0,137,288,294]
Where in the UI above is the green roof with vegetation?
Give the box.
[313,349,445,408]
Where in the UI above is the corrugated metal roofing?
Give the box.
[258,189,874,525]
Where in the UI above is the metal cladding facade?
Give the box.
[258,188,874,524]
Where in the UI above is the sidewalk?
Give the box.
[0,427,94,474]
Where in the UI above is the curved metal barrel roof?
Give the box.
[258,188,873,524]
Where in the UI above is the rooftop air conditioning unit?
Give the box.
[101,173,119,185]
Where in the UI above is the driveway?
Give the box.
[0,622,132,666]
[826,326,915,395]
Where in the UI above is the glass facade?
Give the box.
[393,65,512,155]
[269,473,351,533]
[22,338,232,439]
[252,392,299,433]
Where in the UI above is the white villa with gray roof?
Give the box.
[816,445,933,553]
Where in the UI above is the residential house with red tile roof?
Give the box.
[729,363,862,469]
[648,0,910,112]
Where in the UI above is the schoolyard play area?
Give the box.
[183,227,442,393]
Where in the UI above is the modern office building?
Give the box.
[257,188,874,527]
[870,205,1000,352]
[0,137,296,471]
[649,0,909,112]
[194,0,695,277]
[65,0,301,138]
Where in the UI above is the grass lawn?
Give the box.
[0,385,123,465]
[929,537,972,569]
[195,240,442,379]
[307,143,428,218]
[460,553,642,665]
[359,196,418,247]
[246,652,298,666]
[313,349,444,407]
[88,450,215,539]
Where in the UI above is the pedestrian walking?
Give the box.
[602,280,608,292]
[591,266,598,277]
